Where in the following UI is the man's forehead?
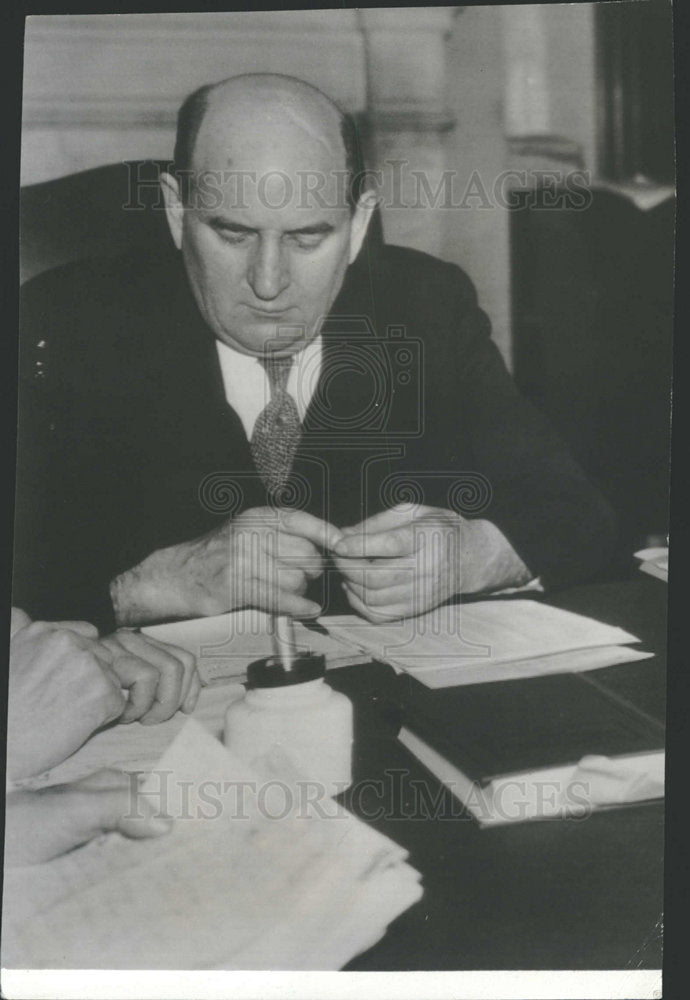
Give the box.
[192,82,346,174]
[191,176,351,228]
[190,133,349,216]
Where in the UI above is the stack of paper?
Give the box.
[634,546,669,583]
[143,609,368,684]
[321,600,653,688]
[3,720,422,970]
[142,601,653,691]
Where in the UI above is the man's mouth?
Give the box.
[247,305,292,318]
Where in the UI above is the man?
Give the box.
[14,74,616,631]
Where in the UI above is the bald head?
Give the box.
[162,73,375,357]
[173,73,362,210]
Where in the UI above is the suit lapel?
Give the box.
[301,261,380,438]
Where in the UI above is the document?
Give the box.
[3,719,422,970]
[321,599,652,688]
[634,546,669,582]
[143,601,652,691]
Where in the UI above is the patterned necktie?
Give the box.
[250,354,302,496]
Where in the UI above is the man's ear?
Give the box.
[160,172,184,251]
[348,192,378,264]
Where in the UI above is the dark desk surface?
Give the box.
[334,575,667,970]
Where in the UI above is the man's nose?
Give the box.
[247,237,290,301]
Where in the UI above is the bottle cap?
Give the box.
[247,652,326,689]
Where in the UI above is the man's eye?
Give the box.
[218,229,252,244]
[289,233,325,250]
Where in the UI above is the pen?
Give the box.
[273,614,297,672]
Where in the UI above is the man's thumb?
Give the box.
[75,769,174,840]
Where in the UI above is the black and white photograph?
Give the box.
[3,4,675,998]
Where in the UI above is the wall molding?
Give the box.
[22,8,462,259]
[365,109,457,134]
[23,13,367,134]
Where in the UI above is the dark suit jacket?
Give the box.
[14,243,617,630]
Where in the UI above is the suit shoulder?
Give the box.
[356,244,495,366]
[20,251,183,385]
[368,244,481,306]
[21,251,178,313]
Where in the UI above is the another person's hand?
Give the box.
[96,630,201,724]
[5,769,173,866]
[8,618,126,779]
[332,504,531,621]
[111,508,342,626]
[8,613,203,779]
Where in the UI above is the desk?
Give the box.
[33,575,667,971]
[340,575,666,970]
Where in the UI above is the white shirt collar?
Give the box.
[214,336,323,439]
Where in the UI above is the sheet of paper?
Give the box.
[15,683,244,788]
[482,749,666,825]
[634,546,669,582]
[143,609,368,684]
[398,645,654,689]
[4,719,422,971]
[321,600,648,687]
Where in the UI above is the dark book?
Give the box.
[397,669,665,826]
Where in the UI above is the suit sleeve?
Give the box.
[13,270,119,631]
[446,264,618,589]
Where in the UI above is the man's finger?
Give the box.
[275,566,309,595]
[10,607,32,637]
[341,584,408,623]
[5,772,172,865]
[181,671,203,714]
[109,655,159,723]
[333,556,413,590]
[337,525,359,538]
[341,580,412,607]
[91,663,128,723]
[71,770,172,841]
[138,668,186,725]
[279,509,343,551]
[299,557,325,581]
[110,631,186,724]
[268,539,324,580]
[340,504,420,539]
[118,631,199,709]
[272,537,325,578]
[71,768,132,791]
[252,585,321,619]
[50,620,100,639]
[334,524,419,559]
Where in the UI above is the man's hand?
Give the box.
[332,504,531,622]
[5,769,172,866]
[111,508,342,626]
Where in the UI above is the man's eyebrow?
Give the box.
[285,222,335,235]
[207,217,254,232]
[205,218,335,236]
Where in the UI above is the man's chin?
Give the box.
[215,325,313,357]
